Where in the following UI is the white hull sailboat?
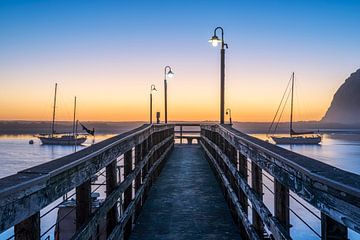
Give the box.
[271,135,321,145]
[37,84,87,145]
[38,134,87,145]
[269,73,322,145]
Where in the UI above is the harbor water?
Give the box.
[0,131,360,239]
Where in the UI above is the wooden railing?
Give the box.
[174,123,201,144]
[0,124,174,240]
[200,124,360,240]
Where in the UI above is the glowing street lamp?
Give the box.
[150,84,157,124]
[226,108,232,125]
[209,27,228,124]
[208,35,222,47]
[164,66,174,123]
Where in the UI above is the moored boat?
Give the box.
[37,84,89,145]
[269,72,322,145]
[38,134,87,145]
[271,135,321,145]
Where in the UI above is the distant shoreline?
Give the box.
[1,120,360,135]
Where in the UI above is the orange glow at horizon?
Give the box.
[0,28,351,123]
[0,70,335,122]
[1,1,360,123]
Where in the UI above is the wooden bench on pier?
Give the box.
[174,122,201,144]
[175,135,201,144]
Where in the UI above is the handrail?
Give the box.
[219,124,360,198]
[0,124,150,199]
[201,136,290,240]
[73,135,173,239]
[0,124,174,238]
[200,124,360,239]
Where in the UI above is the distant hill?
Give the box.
[2,120,360,135]
[0,121,144,135]
[322,69,360,124]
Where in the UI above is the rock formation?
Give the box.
[322,69,360,124]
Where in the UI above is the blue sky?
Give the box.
[0,0,359,121]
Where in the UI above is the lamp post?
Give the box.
[209,27,228,124]
[226,108,232,125]
[164,66,174,124]
[150,84,157,124]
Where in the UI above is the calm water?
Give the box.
[0,134,115,240]
[0,133,359,239]
[252,133,360,240]
[0,134,115,178]
[252,133,360,174]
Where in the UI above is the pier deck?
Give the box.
[130,145,241,240]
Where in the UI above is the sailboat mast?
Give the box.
[72,96,77,136]
[51,83,58,137]
[290,72,294,137]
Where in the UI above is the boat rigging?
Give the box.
[37,84,90,145]
[268,72,322,145]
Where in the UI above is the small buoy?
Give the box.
[29,140,34,145]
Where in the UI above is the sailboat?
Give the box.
[37,84,87,145]
[270,73,322,145]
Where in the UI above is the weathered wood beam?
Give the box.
[321,213,347,240]
[107,142,174,240]
[124,148,133,239]
[14,212,40,240]
[274,179,290,233]
[0,124,173,233]
[238,153,248,215]
[76,180,91,230]
[238,152,249,239]
[106,160,118,236]
[134,143,142,219]
[251,161,264,238]
[204,124,360,233]
[201,135,291,240]
[200,140,259,240]
[72,134,173,240]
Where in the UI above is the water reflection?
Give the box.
[0,134,115,240]
[0,134,115,178]
[251,133,360,174]
[252,133,360,239]
[1,133,360,239]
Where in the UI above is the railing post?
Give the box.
[143,136,150,201]
[274,179,290,233]
[251,162,264,238]
[135,143,142,218]
[238,154,248,214]
[238,153,249,239]
[76,180,91,231]
[124,149,133,239]
[154,131,160,176]
[228,143,238,222]
[171,126,175,147]
[14,212,40,240]
[106,160,118,236]
[149,132,155,186]
[321,213,348,240]
[218,134,224,170]
[180,125,183,144]
[140,138,148,207]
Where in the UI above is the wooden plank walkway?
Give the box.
[130,145,241,240]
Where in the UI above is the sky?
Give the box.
[0,0,359,122]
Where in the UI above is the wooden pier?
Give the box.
[0,123,360,240]
[130,145,241,239]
